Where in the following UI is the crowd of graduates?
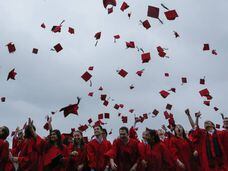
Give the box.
[0,111,228,171]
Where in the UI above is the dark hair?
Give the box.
[148,129,160,147]
[119,126,129,134]
[73,131,84,149]
[46,129,63,151]
[94,125,103,131]
[24,125,36,139]
[174,125,188,140]
[1,126,9,139]
[102,128,108,136]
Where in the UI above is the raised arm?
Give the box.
[185,109,195,129]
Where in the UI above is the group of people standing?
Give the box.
[0,111,228,171]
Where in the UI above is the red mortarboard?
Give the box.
[206,95,213,100]
[141,20,151,29]
[43,123,49,131]
[118,69,128,78]
[129,109,134,113]
[88,66,94,71]
[141,52,151,63]
[32,48,38,54]
[41,23,46,28]
[212,49,217,55]
[181,77,187,84]
[120,2,129,11]
[98,86,103,91]
[168,117,175,125]
[164,111,170,119]
[164,10,178,20]
[147,6,159,18]
[88,118,93,124]
[216,124,220,129]
[78,124,88,132]
[114,34,120,43]
[51,25,62,33]
[104,113,110,119]
[174,31,180,38]
[100,94,107,101]
[119,104,124,108]
[81,71,92,82]
[7,68,17,80]
[157,46,166,57]
[169,88,176,93]
[165,73,169,77]
[214,107,219,111]
[53,43,63,52]
[166,104,172,110]
[143,113,148,119]
[203,44,210,51]
[204,101,210,106]
[88,92,94,97]
[128,13,131,19]
[1,97,6,102]
[122,116,128,123]
[152,109,159,116]
[68,27,75,34]
[60,104,79,117]
[159,90,170,98]
[103,0,116,8]
[94,32,101,40]
[126,41,135,48]
[98,113,103,120]
[130,84,134,89]
[114,104,120,110]
[6,42,16,53]
[103,100,109,106]
[108,7,113,14]
[199,88,210,97]
[136,69,144,76]
[200,78,205,85]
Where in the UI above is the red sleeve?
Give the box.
[160,143,176,169]
[169,138,179,161]
[105,139,118,159]
[0,140,9,163]
[138,142,146,161]
[87,141,97,168]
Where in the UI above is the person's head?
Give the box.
[50,129,62,143]
[24,125,36,139]
[0,126,9,140]
[142,130,150,142]
[102,128,108,139]
[223,117,228,129]
[73,130,83,143]
[119,126,129,141]
[147,129,160,144]
[93,125,103,137]
[204,120,214,131]
[174,124,187,139]
[157,129,165,141]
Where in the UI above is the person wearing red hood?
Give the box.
[0,126,15,171]
[192,119,228,171]
[87,125,111,171]
[106,126,139,171]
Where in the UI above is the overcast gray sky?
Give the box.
[1,0,228,141]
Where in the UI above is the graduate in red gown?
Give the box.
[67,130,88,171]
[87,125,111,171]
[169,124,198,171]
[0,126,15,171]
[11,128,24,157]
[105,126,139,171]
[192,120,228,171]
[138,129,175,171]
[41,129,69,171]
[11,119,43,171]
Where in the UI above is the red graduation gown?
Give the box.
[169,136,196,171]
[138,142,175,171]
[0,139,15,171]
[87,138,111,171]
[105,138,139,171]
[67,143,88,170]
[192,128,228,171]
[18,137,42,171]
